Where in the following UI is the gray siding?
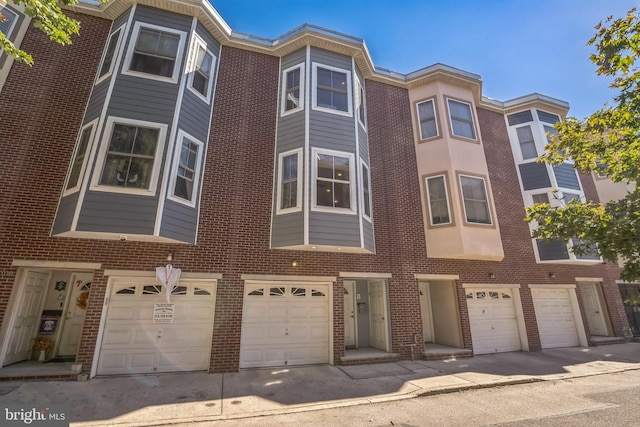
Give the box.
[77,192,157,234]
[358,120,369,161]
[51,193,78,234]
[310,47,351,70]
[537,239,570,261]
[277,115,305,152]
[519,162,551,190]
[271,211,304,247]
[553,163,581,190]
[162,23,221,243]
[85,82,109,124]
[308,211,360,247]
[363,219,375,253]
[309,114,355,151]
[159,200,197,243]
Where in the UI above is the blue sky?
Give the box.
[211,0,638,119]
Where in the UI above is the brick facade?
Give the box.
[0,5,631,377]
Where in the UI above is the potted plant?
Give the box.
[32,336,53,361]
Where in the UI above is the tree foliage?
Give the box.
[0,0,85,66]
[526,8,640,281]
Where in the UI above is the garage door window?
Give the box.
[143,285,162,295]
[116,286,136,295]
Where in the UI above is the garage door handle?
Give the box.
[595,311,599,314]
[285,328,289,336]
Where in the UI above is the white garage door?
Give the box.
[240,282,330,368]
[97,280,216,375]
[466,288,521,354]
[531,288,579,349]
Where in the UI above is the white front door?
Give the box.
[580,284,608,336]
[368,280,389,352]
[344,280,356,347]
[4,271,49,366]
[419,282,433,343]
[58,272,93,357]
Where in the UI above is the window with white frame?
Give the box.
[65,122,97,194]
[417,99,438,140]
[425,174,451,225]
[447,98,476,140]
[356,76,366,126]
[516,125,537,160]
[169,131,203,205]
[93,117,166,194]
[313,149,355,212]
[277,149,303,213]
[281,63,304,115]
[361,162,371,219]
[0,5,18,57]
[313,63,352,115]
[531,192,550,205]
[97,27,124,83]
[543,124,557,144]
[124,22,186,82]
[459,174,491,225]
[188,36,216,102]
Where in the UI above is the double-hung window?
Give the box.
[313,63,352,116]
[447,99,477,140]
[356,76,366,126]
[313,149,355,212]
[188,36,216,103]
[281,63,304,115]
[416,99,438,140]
[96,27,124,83]
[65,121,97,195]
[169,131,204,206]
[516,125,537,160]
[425,174,451,225]
[93,117,167,195]
[0,5,18,58]
[459,174,491,225]
[361,162,371,219]
[276,149,303,214]
[124,22,186,83]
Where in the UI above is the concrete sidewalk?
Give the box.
[1,342,639,426]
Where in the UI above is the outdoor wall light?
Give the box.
[488,272,496,279]
[166,252,174,263]
[291,260,298,267]
[548,272,556,278]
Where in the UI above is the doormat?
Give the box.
[45,357,76,363]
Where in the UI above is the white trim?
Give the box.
[11,260,101,269]
[122,21,187,84]
[95,25,125,85]
[416,98,439,140]
[575,277,603,283]
[63,119,99,196]
[0,5,18,56]
[458,173,493,225]
[186,32,217,104]
[462,283,521,289]
[280,62,305,116]
[528,283,576,289]
[311,147,357,214]
[415,273,459,281]
[446,98,477,140]
[276,148,303,214]
[90,116,168,196]
[167,130,205,207]
[303,46,310,245]
[339,272,392,278]
[425,174,452,226]
[103,269,222,279]
[241,274,336,282]
[355,74,367,129]
[311,62,353,117]
[360,160,372,222]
